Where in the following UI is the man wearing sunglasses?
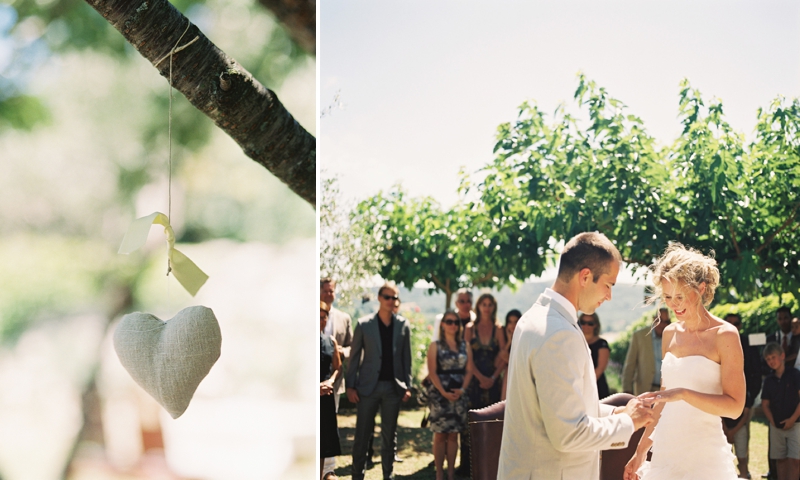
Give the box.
[432,288,476,341]
[498,232,654,480]
[347,282,412,480]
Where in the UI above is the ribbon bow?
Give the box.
[118,212,208,296]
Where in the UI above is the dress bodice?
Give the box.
[661,352,722,394]
[437,340,468,373]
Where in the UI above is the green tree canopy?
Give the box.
[355,74,800,306]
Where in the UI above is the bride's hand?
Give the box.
[638,388,685,407]
[623,451,646,480]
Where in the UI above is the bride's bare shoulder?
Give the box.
[711,315,739,336]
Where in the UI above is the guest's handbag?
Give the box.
[420,407,430,428]
[418,376,432,405]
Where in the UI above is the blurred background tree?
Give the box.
[0,0,315,478]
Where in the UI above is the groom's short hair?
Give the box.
[557,232,622,283]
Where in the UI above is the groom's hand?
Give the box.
[624,398,655,431]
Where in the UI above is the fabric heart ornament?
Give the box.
[114,306,222,419]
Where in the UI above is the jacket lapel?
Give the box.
[392,314,402,356]
[368,315,382,357]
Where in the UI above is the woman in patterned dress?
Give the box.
[427,310,474,480]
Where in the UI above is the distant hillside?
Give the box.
[341,281,654,334]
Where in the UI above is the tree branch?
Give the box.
[756,203,800,254]
[83,0,316,206]
[256,0,315,54]
[728,219,741,257]
[430,273,447,292]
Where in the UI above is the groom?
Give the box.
[498,232,654,479]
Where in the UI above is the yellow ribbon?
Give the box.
[118,212,208,296]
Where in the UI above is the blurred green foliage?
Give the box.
[402,307,433,386]
[0,234,137,343]
[0,94,50,130]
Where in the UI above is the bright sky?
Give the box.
[321,0,800,212]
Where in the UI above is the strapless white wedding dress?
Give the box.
[637,352,738,479]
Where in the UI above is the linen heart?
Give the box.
[113,306,222,419]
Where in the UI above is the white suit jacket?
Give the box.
[498,291,635,480]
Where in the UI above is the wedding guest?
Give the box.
[579,312,611,399]
[365,297,404,468]
[762,342,800,480]
[426,310,474,480]
[320,301,342,480]
[622,307,671,395]
[791,318,800,369]
[765,307,796,479]
[462,293,505,476]
[500,309,522,401]
[347,283,412,480]
[767,307,795,369]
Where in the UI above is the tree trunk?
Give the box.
[443,279,453,311]
[83,0,316,206]
[257,0,315,54]
[62,285,134,479]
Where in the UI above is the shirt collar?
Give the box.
[544,287,578,323]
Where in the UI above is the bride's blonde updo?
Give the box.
[652,243,719,307]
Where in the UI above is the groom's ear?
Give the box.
[578,268,592,286]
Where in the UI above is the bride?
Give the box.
[624,244,746,480]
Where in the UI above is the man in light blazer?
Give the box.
[320,277,353,478]
[622,308,671,395]
[347,282,412,480]
[498,232,654,480]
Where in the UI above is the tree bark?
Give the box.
[257,0,316,54]
[83,0,316,206]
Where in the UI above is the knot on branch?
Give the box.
[219,72,231,91]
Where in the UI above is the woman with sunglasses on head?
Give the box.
[464,293,506,409]
[459,294,506,474]
[499,309,522,401]
[579,312,611,400]
[426,310,474,480]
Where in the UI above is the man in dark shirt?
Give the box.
[347,283,412,480]
[762,342,800,480]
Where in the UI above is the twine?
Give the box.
[162,21,194,276]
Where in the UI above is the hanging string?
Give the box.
[164,21,193,277]
[168,22,192,225]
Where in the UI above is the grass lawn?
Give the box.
[329,407,772,479]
